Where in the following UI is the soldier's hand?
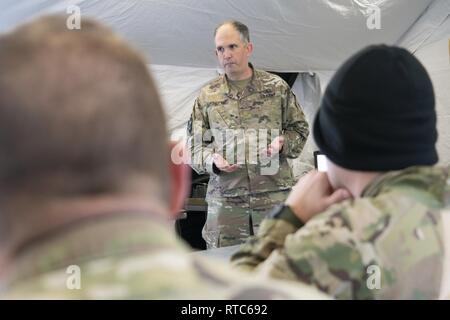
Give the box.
[285,170,352,223]
[213,153,239,173]
[266,136,285,156]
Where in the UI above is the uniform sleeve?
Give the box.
[280,88,309,159]
[231,218,298,271]
[231,208,375,300]
[186,97,216,175]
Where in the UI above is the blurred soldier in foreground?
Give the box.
[187,20,309,248]
[0,15,327,300]
[232,45,450,299]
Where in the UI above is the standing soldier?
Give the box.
[187,21,309,248]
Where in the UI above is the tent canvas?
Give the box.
[1,0,449,174]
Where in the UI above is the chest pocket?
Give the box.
[207,101,240,130]
[238,90,283,130]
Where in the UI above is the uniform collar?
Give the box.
[222,63,265,100]
[361,165,449,198]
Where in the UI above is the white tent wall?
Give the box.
[0,0,433,69]
[398,0,450,165]
[149,64,218,136]
[0,0,448,169]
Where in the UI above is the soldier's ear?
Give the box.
[168,141,191,219]
[246,42,253,56]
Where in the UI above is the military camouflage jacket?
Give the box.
[0,213,328,299]
[231,166,450,299]
[187,64,309,198]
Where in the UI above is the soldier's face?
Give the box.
[215,24,253,79]
[326,159,344,190]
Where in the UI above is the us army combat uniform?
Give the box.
[231,166,450,299]
[0,213,328,300]
[187,64,309,248]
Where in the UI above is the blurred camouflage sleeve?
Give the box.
[231,206,373,300]
[280,88,309,158]
[231,218,298,271]
[186,97,216,175]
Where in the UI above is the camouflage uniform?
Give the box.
[205,190,288,248]
[187,64,309,248]
[0,213,328,300]
[231,166,450,299]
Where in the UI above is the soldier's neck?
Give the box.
[0,192,170,276]
[227,66,253,81]
[344,172,383,197]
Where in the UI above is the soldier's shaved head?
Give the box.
[214,20,250,44]
[0,16,169,199]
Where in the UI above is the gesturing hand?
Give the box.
[266,136,285,157]
[213,153,239,173]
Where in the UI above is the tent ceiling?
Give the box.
[0,0,434,71]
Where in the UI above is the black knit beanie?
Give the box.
[313,45,437,171]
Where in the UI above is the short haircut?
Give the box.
[214,20,250,43]
[0,16,169,198]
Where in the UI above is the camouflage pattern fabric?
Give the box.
[0,213,329,300]
[439,209,450,299]
[231,165,450,299]
[204,190,289,249]
[187,64,309,199]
